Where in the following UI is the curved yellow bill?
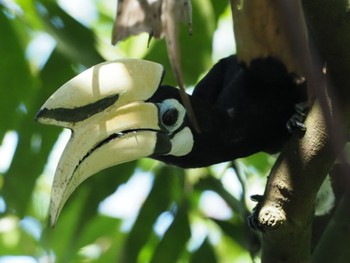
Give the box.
[36,59,170,227]
[36,59,164,128]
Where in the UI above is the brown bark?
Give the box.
[230,0,350,262]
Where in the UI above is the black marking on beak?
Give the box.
[152,132,172,156]
[35,94,119,123]
[74,128,167,174]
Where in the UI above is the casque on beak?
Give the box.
[36,59,171,226]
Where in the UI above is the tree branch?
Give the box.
[230,0,304,73]
[230,0,350,262]
[258,99,342,263]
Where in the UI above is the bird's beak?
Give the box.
[36,59,171,226]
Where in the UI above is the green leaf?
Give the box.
[150,201,191,263]
[2,49,74,217]
[190,238,217,263]
[0,9,33,139]
[210,0,229,19]
[0,216,38,256]
[120,166,181,263]
[212,218,260,255]
[72,214,124,263]
[75,161,136,230]
[41,187,89,263]
[241,152,275,175]
[42,163,135,262]
[195,176,244,215]
[36,1,104,66]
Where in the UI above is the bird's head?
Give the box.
[36,59,210,226]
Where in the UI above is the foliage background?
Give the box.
[0,0,275,262]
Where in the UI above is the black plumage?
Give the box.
[150,55,306,168]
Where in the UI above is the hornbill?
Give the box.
[36,55,306,226]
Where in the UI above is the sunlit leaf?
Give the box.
[76,162,137,228]
[240,152,275,175]
[72,215,124,263]
[36,1,104,66]
[195,176,244,215]
[210,0,229,19]
[0,216,38,256]
[120,166,182,262]
[150,200,191,263]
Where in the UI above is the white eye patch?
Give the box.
[168,127,194,156]
[158,99,194,156]
[158,99,186,132]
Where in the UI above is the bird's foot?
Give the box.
[248,194,264,231]
[286,101,309,135]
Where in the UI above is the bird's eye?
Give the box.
[158,98,185,132]
[162,108,179,126]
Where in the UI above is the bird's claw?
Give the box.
[286,101,309,135]
[248,194,265,231]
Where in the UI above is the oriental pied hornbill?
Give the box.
[36,55,307,226]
